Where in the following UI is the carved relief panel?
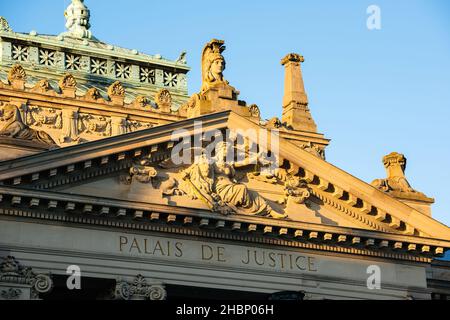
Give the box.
[78,113,112,137]
[127,120,153,133]
[26,106,62,130]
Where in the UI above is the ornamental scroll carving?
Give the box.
[122,159,159,186]
[114,275,166,301]
[278,176,311,205]
[0,256,53,300]
[299,141,324,159]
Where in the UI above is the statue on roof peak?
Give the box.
[60,0,93,40]
[201,39,229,92]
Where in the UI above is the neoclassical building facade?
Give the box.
[0,0,449,300]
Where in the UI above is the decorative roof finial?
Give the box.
[0,16,12,32]
[61,0,93,39]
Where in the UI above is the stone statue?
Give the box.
[0,104,57,146]
[200,39,229,93]
[163,142,287,219]
[371,152,416,193]
[178,39,255,118]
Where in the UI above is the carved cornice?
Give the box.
[227,112,450,240]
[7,64,26,82]
[310,186,395,233]
[0,185,447,263]
[59,73,77,90]
[372,152,434,203]
[0,110,448,242]
[0,85,183,123]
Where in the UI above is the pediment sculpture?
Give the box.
[122,141,312,220]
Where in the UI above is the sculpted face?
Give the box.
[199,162,210,177]
[215,143,228,162]
[2,105,16,121]
[210,58,225,75]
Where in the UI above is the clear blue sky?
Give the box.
[1,1,450,227]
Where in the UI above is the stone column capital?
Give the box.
[114,274,166,300]
[0,255,53,300]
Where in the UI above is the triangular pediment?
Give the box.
[0,111,449,242]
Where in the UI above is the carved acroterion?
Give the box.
[8,64,26,90]
[59,73,77,98]
[201,39,228,92]
[108,81,125,106]
[371,152,434,216]
[0,16,12,32]
[133,96,151,109]
[372,152,416,194]
[84,87,104,102]
[155,89,172,113]
[31,79,54,94]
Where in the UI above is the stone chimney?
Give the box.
[281,53,317,132]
